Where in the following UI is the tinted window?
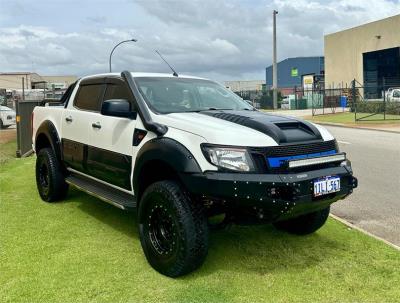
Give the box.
[103,83,131,102]
[74,84,104,111]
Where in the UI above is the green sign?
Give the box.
[291,68,298,77]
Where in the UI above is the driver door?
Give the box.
[86,77,137,191]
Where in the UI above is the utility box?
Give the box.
[340,96,347,107]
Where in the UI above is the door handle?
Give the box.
[92,122,101,129]
[65,116,73,122]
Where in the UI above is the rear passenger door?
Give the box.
[86,77,137,191]
[61,78,105,173]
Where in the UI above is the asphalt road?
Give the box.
[324,125,400,246]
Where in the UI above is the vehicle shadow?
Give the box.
[66,188,342,277]
[197,225,341,277]
[66,188,139,239]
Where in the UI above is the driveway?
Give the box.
[0,127,16,144]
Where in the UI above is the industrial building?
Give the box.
[224,80,264,92]
[265,56,324,91]
[0,72,77,102]
[324,14,400,98]
[0,72,77,91]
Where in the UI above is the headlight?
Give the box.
[202,145,255,172]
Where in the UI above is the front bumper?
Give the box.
[181,165,358,222]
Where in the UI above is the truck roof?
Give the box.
[80,72,208,81]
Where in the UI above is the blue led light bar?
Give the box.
[267,150,337,168]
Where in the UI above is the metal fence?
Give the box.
[293,85,351,116]
[235,89,283,109]
[353,77,400,122]
[290,78,400,121]
[15,100,42,157]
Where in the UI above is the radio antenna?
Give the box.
[155,50,178,77]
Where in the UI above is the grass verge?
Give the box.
[0,139,16,165]
[306,112,400,125]
[1,158,400,302]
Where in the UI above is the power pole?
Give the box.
[272,10,278,110]
[22,77,25,101]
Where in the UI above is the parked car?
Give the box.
[0,105,16,129]
[281,95,290,109]
[385,87,400,101]
[386,88,400,101]
[32,71,358,277]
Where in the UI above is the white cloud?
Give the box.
[0,0,398,80]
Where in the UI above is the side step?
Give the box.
[66,173,136,210]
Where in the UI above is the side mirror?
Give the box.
[101,99,136,118]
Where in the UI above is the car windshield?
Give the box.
[134,77,253,114]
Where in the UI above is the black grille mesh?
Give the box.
[250,140,337,157]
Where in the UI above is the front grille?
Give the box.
[250,140,337,157]
[250,140,338,173]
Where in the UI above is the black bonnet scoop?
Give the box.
[201,110,322,144]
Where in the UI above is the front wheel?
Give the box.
[138,180,209,277]
[273,207,330,235]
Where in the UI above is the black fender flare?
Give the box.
[132,137,202,193]
[35,120,62,161]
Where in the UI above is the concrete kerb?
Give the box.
[315,122,400,134]
[330,214,400,251]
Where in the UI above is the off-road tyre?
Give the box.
[0,119,4,129]
[138,180,209,277]
[273,206,330,235]
[36,148,68,202]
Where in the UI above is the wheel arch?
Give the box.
[133,138,202,202]
[35,120,62,161]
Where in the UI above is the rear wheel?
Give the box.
[36,148,68,202]
[273,207,330,235]
[138,180,209,277]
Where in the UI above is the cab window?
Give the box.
[103,83,131,101]
[103,81,136,111]
[74,84,104,111]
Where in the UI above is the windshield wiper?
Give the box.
[200,107,233,111]
[180,108,233,113]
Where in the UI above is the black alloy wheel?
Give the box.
[138,180,209,277]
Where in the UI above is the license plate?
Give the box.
[313,176,340,197]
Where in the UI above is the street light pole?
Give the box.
[109,39,137,73]
[272,10,278,110]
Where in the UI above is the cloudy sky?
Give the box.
[0,0,399,81]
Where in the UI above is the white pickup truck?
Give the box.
[32,71,357,277]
